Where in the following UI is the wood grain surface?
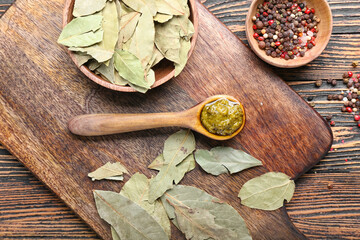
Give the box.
[0,0,359,240]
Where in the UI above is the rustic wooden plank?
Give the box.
[0,0,359,239]
[287,173,360,239]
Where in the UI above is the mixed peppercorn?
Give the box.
[252,0,320,60]
[314,67,360,128]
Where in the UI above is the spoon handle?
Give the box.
[68,112,190,136]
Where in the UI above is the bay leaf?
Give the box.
[172,203,238,240]
[98,1,119,55]
[57,15,103,47]
[118,0,134,16]
[148,153,195,173]
[129,7,155,68]
[148,129,195,203]
[128,69,155,93]
[117,12,141,46]
[194,147,262,176]
[120,173,171,238]
[154,13,173,23]
[163,129,195,165]
[69,46,113,63]
[238,172,295,211]
[155,0,185,16]
[111,226,121,240]
[114,71,129,86]
[73,0,107,17]
[93,190,168,240]
[146,46,165,71]
[72,52,92,66]
[88,162,128,181]
[122,0,157,16]
[87,59,102,71]
[178,17,194,41]
[113,50,150,89]
[155,19,181,64]
[161,185,252,240]
[174,38,191,76]
[96,57,116,84]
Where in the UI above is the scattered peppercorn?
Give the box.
[327,183,333,190]
[341,106,347,112]
[327,78,333,84]
[330,120,335,126]
[331,79,337,86]
[307,96,314,101]
[352,61,359,68]
[315,79,322,87]
[327,95,333,100]
[326,115,332,121]
[354,115,360,121]
[343,78,349,84]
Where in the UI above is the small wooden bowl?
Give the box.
[245,0,332,68]
[62,0,199,92]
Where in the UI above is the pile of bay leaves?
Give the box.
[57,0,194,93]
[90,129,295,240]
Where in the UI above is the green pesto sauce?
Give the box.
[200,98,244,136]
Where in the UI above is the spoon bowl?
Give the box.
[68,95,246,141]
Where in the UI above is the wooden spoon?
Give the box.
[68,95,245,141]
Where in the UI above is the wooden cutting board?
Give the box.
[0,0,332,239]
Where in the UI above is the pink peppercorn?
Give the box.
[348,71,353,77]
[346,107,353,113]
[354,115,360,121]
[253,25,257,30]
[253,33,259,39]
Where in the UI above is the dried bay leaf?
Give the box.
[111,226,121,240]
[113,50,150,89]
[149,129,195,203]
[99,1,119,55]
[172,203,238,240]
[122,0,157,16]
[87,59,102,71]
[73,0,107,17]
[163,129,195,165]
[96,57,116,84]
[146,46,164,72]
[148,153,195,173]
[69,46,113,63]
[238,172,295,211]
[93,190,168,240]
[174,38,190,76]
[88,162,128,181]
[161,185,252,240]
[155,0,185,16]
[118,12,141,46]
[120,173,171,238]
[129,7,155,68]
[57,15,103,47]
[72,52,92,66]
[155,19,181,64]
[194,147,262,176]
[154,13,173,23]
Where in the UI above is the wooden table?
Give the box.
[0,0,359,239]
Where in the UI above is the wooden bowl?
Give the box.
[245,0,332,68]
[63,0,199,92]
